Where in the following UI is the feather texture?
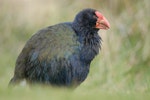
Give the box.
[9,8,105,87]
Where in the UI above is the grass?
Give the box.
[1,86,150,100]
[0,0,150,99]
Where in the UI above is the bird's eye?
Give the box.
[93,15,97,19]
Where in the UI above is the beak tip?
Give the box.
[105,20,110,29]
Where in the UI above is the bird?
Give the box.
[9,8,110,87]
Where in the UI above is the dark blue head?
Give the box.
[73,8,110,33]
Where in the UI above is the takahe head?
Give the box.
[73,8,110,33]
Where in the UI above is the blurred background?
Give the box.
[0,0,150,99]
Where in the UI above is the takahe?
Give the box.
[9,8,110,87]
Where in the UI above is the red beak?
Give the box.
[95,11,110,30]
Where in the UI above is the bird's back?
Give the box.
[27,23,78,60]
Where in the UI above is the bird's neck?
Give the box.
[72,22,102,62]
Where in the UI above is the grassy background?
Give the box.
[0,0,150,99]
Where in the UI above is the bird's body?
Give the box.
[9,8,110,87]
